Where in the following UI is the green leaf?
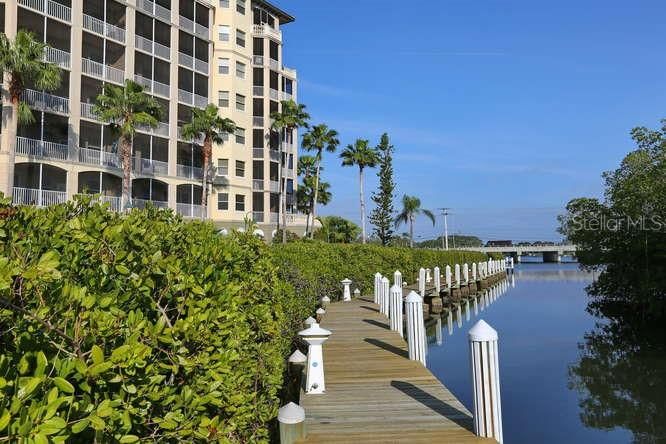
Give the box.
[35,351,48,376]
[0,409,10,431]
[38,416,66,435]
[88,414,105,431]
[52,377,74,394]
[34,433,49,444]
[96,399,112,418]
[71,418,90,434]
[88,362,113,377]
[119,435,140,443]
[17,376,43,400]
[115,264,130,275]
[91,345,104,365]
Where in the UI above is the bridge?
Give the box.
[459,245,578,263]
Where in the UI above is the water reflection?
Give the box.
[568,275,666,443]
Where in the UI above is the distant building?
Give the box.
[486,240,513,247]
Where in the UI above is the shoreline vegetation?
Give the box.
[0,196,488,442]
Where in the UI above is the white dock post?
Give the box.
[304,316,316,327]
[418,268,426,296]
[472,263,477,281]
[374,273,382,304]
[381,277,390,317]
[426,268,432,283]
[463,263,469,284]
[321,296,331,309]
[465,299,471,321]
[315,307,326,323]
[299,323,332,394]
[405,291,426,366]
[288,350,307,376]
[469,320,503,443]
[341,278,352,302]
[456,304,463,328]
[487,259,493,276]
[278,402,306,444]
[445,265,452,290]
[434,266,441,294]
[389,284,404,338]
[473,296,479,315]
[455,264,461,288]
[394,270,402,288]
[353,288,361,300]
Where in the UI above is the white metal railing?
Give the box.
[16,137,69,160]
[178,89,193,105]
[179,15,195,33]
[194,58,209,75]
[82,59,124,84]
[270,212,279,223]
[78,146,121,169]
[154,41,171,60]
[44,46,71,69]
[269,88,279,101]
[132,198,168,209]
[77,194,122,212]
[137,0,171,22]
[252,148,264,158]
[132,157,169,176]
[252,24,282,42]
[269,58,279,71]
[134,75,170,98]
[269,150,280,162]
[18,0,72,23]
[176,164,204,180]
[22,89,69,114]
[80,102,96,119]
[82,14,126,43]
[284,167,294,177]
[252,179,264,191]
[253,86,264,97]
[176,127,204,145]
[194,23,209,40]
[252,55,264,66]
[178,52,194,69]
[135,35,170,60]
[194,94,208,109]
[253,211,264,222]
[177,203,205,218]
[13,187,67,207]
[269,180,279,192]
[283,66,297,78]
[281,91,293,101]
[253,116,264,127]
[137,122,169,137]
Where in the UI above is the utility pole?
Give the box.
[438,208,450,250]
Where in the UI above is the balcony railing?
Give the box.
[132,198,168,209]
[179,90,207,108]
[78,146,121,169]
[282,66,297,78]
[176,203,205,218]
[22,89,69,115]
[137,0,171,22]
[179,16,209,39]
[137,122,169,138]
[253,86,264,97]
[269,88,279,101]
[252,24,282,42]
[270,212,279,223]
[44,47,71,69]
[284,167,294,177]
[77,194,122,212]
[134,75,170,98]
[253,179,264,191]
[252,55,264,66]
[16,137,69,161]
[269,180,280,192]
[82,59,124,84]
[80,102,97,120]
[132,157,169,176]
[269,150,280,162]
[253,211,264,222]
[176,127,205,145]
[176,164,204,180]
[269,58,279,71]
[135,35,171,61]
[17,0,71,23]
[252,148,264,159]
[13,187,67,207]
[83,14,126,43]
[178,52,209,75]
[253,116,264,127]
[281,91,293,101]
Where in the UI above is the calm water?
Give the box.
[426,263,633,444]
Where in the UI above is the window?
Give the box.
[235,127,245,144]
[236,30,246,47]
[235,194,245,211]
[235,160,245,177]
[235,94,245,111]
[218,25,230,42]
[236,61,246,79]
[219,0,229,7]
[236,0,245,14]
[217,158,229,176]
[218,58,229,75]
[218,91,229,108]
[217,193,229,210]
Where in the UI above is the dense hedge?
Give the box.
[271,241,489,303]
[0,198,312,443]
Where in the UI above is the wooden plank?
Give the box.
[298,297,494,443]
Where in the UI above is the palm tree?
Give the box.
[297,176,331,235]
[297,155,318,232]
[270,100,310,244]
[181,104,235,216]
[301,124,339,238]
[0,30,61,195]
[395,195,436,248]
[340,139,379,244]
[93,80,162,209]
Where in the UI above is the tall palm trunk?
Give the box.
[120,136,132,210]
[310,155,322,239]
[280,131,287,244]
[3,96,20,197]
[409,214,415,248]
[201,136,212,218]
[359,167,366,244]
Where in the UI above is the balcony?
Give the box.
[137,122,170,137]
[177,89,208,109]
[132,157,169,176]
[44,47,71,69]
[252,55,264,66]
[269,180,279,192]
[179,16,209,40]
[252,211,264,222]
[134,75,170,98]
[269,212,279,223]
[13,187,67,207]
[16,137,69,161]
[137,0,171,22]
[176,203,205,218]
[177,52,209,75]
[252,148,264,159]
[80,102,97,120]
[78,146,121,169]
[176,164,204,180]
[83,14,126,43]
[252,179,264,191]
[78,194,122,212]
[282,66,297,78]
[281,91,293,101]
[135,35,171,61]
[252,86,264,97]
[176,127,205,145]
[82,59,124,84]
[269,150,280,162]
[132,198,168,209]
[284,167,294,177]
[17,0,71,23]
[252,24,282,43]
[269,88,279,101]
[22,89,70,115]
[253,116,264,127]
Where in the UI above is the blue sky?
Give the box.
[278,0,666,242]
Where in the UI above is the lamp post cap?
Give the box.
[321,296,331,302]
[304,316,316,325]
[316,308,326,315]
[298,323,332,338]
[341,278,353,284]
[288,350,307,364]
[469,319,498,341]
[353,288,361,294]
[278,402,305,424]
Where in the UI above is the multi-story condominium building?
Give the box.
[0,0,306,238]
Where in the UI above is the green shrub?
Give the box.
[0,197,310,443]
[271,241,489,303]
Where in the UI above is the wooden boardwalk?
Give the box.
[298,297,493,443]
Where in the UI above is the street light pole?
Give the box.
[438,208,450,250]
